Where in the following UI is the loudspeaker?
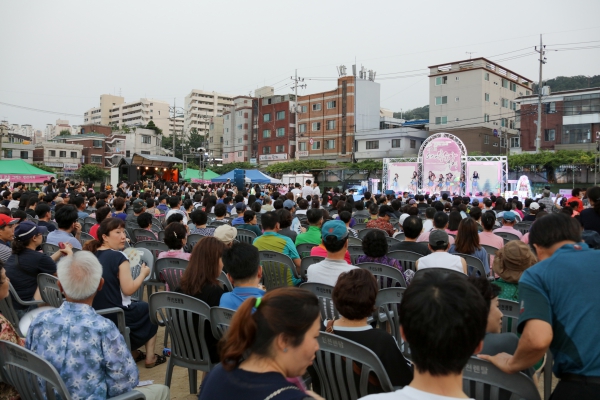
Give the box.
[233,169,245,191]
[441,191,451,197]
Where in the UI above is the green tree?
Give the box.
[393,105,429,120]
[212,162,256,175]
[121,125,131,134]
[76,164,109,182]
[59,129,71,136]
[146,120,163,135]
[533,75,600,93]
[264,160,329,174]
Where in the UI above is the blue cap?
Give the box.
[283,199,296,210]
[321,220,349,241]
[235,202,246,211]
[503,211,516,222]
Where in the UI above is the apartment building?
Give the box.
[44,119,82,140]
[207,116,224,162]
[184,89,234,136]
[83,94,124,125]
[32,142,83,175]
[296,75,380,163]
[56,133,126,169]
[256,94,294,165]
[169,115,184,138]
[515,87,600,152]
[122,127,164,158]
[222,96,255,163]
[428,57,532,154]
[0,134,34,163]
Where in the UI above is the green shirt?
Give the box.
[494,279,519,302]
[253,232,301,286]
[295,226,322,246]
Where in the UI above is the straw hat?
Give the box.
[492,241,537,283]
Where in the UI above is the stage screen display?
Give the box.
[466,161,502,196]
[421,137,462,194]
[387,162,418,193]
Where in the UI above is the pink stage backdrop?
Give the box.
[466,161,502,196]
[422,138,462,194]
[0,174,53,183]
[387,162,418,193]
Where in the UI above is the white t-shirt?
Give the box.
[422,219,433,233]
[417,252,465,274]
[362,386,474,400]
[301,185,314,198]
[291,188,302,197]
[307,258,357,287]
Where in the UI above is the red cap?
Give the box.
[0,214,19,226]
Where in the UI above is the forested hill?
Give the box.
[532,75,600,93]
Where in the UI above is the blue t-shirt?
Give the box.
[518,243,600,377]
[46,229,82,250]
[220,286,265,310]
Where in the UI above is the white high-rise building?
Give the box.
[184,90,234,136]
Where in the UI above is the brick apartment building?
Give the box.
[55,132,126,169]
[222,96,256,163]
[515,87,600,152]
[256,94,295,165]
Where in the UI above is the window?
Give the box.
[366,140,379,150]
[60,151,66,157]
[501,118,508,127]
[510,137,521,148]
[263,130,271,138]
[485,93,490,102]
[500,137,506,148]
[484,72,490,81]
[435,96,448,105]
[70,152,77,158]
[435,116,447,125]
[126,150,131,157]
[141,151,150,155]
[141,135,151,144]
[312,141,321,150]
[263,113,271,122]
[237,124,242,130]
[263,146,271,154]
[93,140,102,148]
[455,76,460,81]
[327,101,336,109]
[300,105,307,113]
[510,82,517,92]
[526,90,531,96]
[276,128,285,137]
[545,129,555,141]
[238,138,242,143]
[326,120,336,130]
[501,98,509,108]
[509,120,515,129]
[325,140,335,149]
[435,76,447,85]
[276,111,285,120]
[312,103,321,111]
[312,122,321,131]
[484,135,490,144]
[299,142,307,151]
[455,97,460,102]
[298,124,307,133]
[91,155,102,164]
[49,150,56,157]
[484,114,490,122]
[502,79,509,88]
[20,151,28,160]
[510,101,516,111]
[2,149,11,158]
[410,140,416,149]
[238,151,242,157]
[392,139,401,148]
[276,145,285,153]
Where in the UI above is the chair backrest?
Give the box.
[300,256,325,280]
[347,246,365,265]
[358,228,389,240]
[149,292,215,371]
[41,243,60,257]
[133,228,157,242]
[299,282,339,321]
[386,250,423,272]
[312,332,394,400]
[133,240,170,261]
[514,222,532,235]
[296,243,317,258]
[258,251,298,290]
[37,273,64,308]
[353,215,370,224]
[77,232,94,246]
[0,291,22,337]
[156,258,188,286]
[455,253,487,277]
[357,262,407,288]
[413,267,467,281]
[463,357,541,400]
[392,232,405,241]
[374,287,410,358]
[353,223,367,231]
[347,236,362,246]
[187,233,205,248]
[217,271,233,292]
[210,307,235,341]
[235,228,257,245]
[158,230,166,242]
[481,244,498,256]
[82,222,94,233]
[494,231,521,242]
[209,220,230,227]
[83,217,97,225]
[498,299,520,334]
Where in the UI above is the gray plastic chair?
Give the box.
[296,243,317,259]
[347,246,365,265]
[392,232,405,241]
[514,222,532,235]
[413,267,467,281]
[84,216,97,225]
[0,341,145,400]
[82,222,95,233]
[37,273,64,308]
[494,231,521,242]
[347,236,363,246]
[187,233,205,248]
[481,244,499,266]
[300,256,325,280]
[156,258,188,290]
[463,357,541,400]
[498,299,520,334]
[132,247,162,299]
[312,332,394,400]
[299,282,339,321]
[158,230,166,241]
[210,306,235,340]
[353,215,370,224]
[133,229,158,242]
[235,228,257,245]
[149,292,215,394]
[386,250,423,272]
[358,228,389,240]
[357,262,407,288]
[209,220,230,228]
[353,223,367,231]
[41,243,60,257]
[455,253,487,278]
[217,271,233,292]
[374,287,410,358]
[78,232,94,246]
[0,284,43,337]
[258,251,299,290]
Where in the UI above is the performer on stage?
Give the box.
[445,173,453,192]
[427,171,435,192]
[460,173,466,194]
[471,171,480,195]
[437,174,444,191]
[410,171,418,193]
[392,173,399,190]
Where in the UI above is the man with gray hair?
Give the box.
[538,189,554,211]
[26,251,169,400]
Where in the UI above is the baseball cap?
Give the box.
[321,220,349,241]
[283,199,296,210]
[429,230,449,247]
[529,202,540,211]
[132,199,145,212]
[235,202,246,212]
[214,225,237,245]
[399,213,410,225]
[503,211,516,222]
[0,214,19,227]
[408,199,417,205]
[14,221,40,241]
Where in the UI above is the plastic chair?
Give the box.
[187,234,205,248]
[235,228,257,245]
[217,271,233,292]
[413,267,467,281]
[347,236,362,246]
[300,256,325,280]
[82,222,95,233]
[296,243,317,258]
[392,232,405,241]
[0,284,42,337]
[347,246,365,265]
[133,228,158,242]
[158,230,166,241]
[455,253,487,278]
[358,228,389,240]
[96,307,132,350]
[357,262,407,288]
[494,231,521,242]
[0,341,145,400]
[258,251,299,290]
[210,307,235,341]
[386,236,403,251]
[463,357,541,400]
[209,220,230,228]
[133,246,162,299]
[300,282,339,321]
[514,222,532,235]
[78,232,94,246]
[156,258,188,290]
[41,243,60,257]
[498,299,520,334]
[386,250,422,272]
[353,223,367,231]
[374,287,410,359]
[353,215,370,224]
[149,292,216,394]
[481,244,499,267]
[37,273,64,308]
[312,332,394,400]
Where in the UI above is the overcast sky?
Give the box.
[1,0,599,130]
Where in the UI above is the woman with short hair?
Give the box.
[356,229,414,285]
[449,217,490,276]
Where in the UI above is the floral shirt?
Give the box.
[366,218,395,237]
[0,314,24,400]
[26,302,139,399]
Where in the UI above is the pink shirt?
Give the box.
[157,249,191,261]
[417,229,455,245]
[493,226,523,239]
[522,232,529,244]
[310,244,352,265]
[478,231,504,250]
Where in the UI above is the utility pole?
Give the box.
[534,34,546,153]
[290,70,306,161]
[172,98,176,158]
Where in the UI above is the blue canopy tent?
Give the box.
[211,169,281,184]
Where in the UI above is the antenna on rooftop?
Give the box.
[466,52,476,59]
